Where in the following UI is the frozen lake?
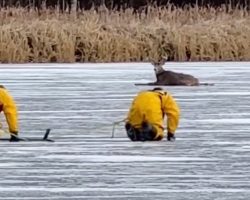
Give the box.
[0,62,250,199]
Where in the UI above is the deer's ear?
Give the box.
[161,55,168,61]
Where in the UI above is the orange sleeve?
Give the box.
[162,93,180,134]
[0,89,19,134]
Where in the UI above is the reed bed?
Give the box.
[0,7,250,63]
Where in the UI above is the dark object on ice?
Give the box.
[1,129,54,142]
[167,132,175,141]
[125,122,162,142]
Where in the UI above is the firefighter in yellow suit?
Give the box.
[0,85,19,141]
[125,87,180,141]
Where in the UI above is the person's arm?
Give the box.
[162,93,180,140]
[1,89,19,135]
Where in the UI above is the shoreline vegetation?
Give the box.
[0,7,250,63]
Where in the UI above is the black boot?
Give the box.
[141,122,155,141]
[125,123,137,141]
[9,134,20,142]
[167,132,175,141]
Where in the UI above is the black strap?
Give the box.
[153,90,167,118]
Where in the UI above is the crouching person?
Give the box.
[0,85,19,141]
[125,87,180,141]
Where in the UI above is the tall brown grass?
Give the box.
[0,7,250,63]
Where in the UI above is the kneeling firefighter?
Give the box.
[0,85,19,141]
[125,87,180,141]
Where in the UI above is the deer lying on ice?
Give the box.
[135,60,213,86]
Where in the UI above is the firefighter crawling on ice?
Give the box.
[125,87,180,141]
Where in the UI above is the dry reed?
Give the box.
[0,7,250,63]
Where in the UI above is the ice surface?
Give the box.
[0,62,250,200]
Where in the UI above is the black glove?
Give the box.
[167,132,175,141]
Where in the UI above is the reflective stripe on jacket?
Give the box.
[0,88,18,133]
[127,90,180,139]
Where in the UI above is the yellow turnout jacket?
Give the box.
[127,90,180,139]
[0,87,18,134]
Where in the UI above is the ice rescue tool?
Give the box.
[0,128,54,142]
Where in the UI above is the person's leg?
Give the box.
[126,122,159,142]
